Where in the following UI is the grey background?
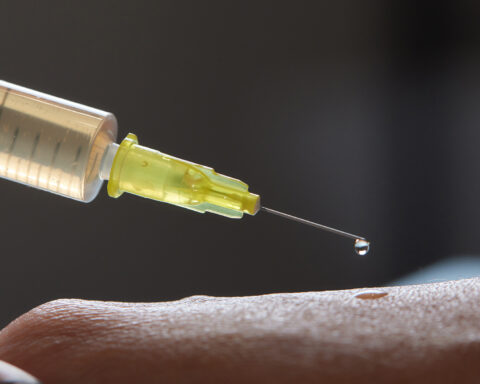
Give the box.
[0,1,480,327]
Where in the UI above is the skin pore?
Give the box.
[0,278,479,384]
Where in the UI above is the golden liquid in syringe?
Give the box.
[0,81,117,202]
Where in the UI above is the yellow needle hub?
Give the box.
[107,133,260,218]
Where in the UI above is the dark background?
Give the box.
[0,0,480,327]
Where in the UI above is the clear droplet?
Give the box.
[354,239,370,255]
[354,290,388,300]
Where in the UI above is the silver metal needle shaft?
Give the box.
[261,206,366,241]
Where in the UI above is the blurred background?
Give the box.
[0,0,480,327]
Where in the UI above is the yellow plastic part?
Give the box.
[107,133,260,218]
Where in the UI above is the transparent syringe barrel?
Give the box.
[0,81,117,202]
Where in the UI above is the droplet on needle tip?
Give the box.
[354,239,370,256]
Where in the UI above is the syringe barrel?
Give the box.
[0,81,117,202]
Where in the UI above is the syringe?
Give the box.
[0,80,369,253]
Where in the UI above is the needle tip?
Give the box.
[261,206,367,242]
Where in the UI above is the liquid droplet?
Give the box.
[354,239,370,255]
[354,290,388,300]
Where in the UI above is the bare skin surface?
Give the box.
[0,278,479,384]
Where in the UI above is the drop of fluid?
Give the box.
[354,239,370,255]
[354,290,388,300]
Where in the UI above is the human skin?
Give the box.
[0,278,479,384]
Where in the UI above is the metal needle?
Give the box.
[261,206,366,241]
